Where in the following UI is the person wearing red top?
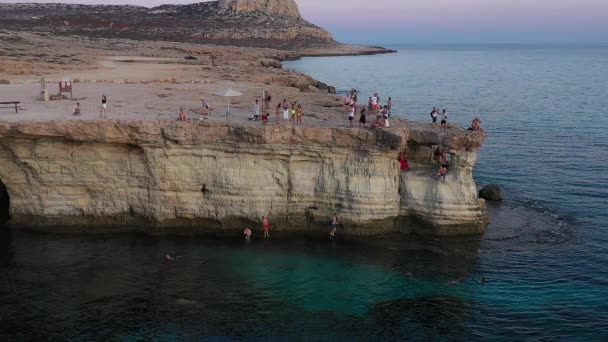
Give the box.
[262,216,270,238]
[398,152,410,171]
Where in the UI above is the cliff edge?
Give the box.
[0,120,487,236]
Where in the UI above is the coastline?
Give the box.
[0,32,484,237]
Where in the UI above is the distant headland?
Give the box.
[0,0,395,55]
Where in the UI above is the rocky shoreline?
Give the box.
[0,1,487,237]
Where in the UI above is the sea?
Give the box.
[1,45,607,340]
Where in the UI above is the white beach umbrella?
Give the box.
[215,88,243,116]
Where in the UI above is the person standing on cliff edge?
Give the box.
[99,94,108,119]
[262,216,270,238]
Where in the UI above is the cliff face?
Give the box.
[0,121,487,236]
[219,0,301,18]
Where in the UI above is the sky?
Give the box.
[1,0,607,44]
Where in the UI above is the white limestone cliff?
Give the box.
[0,120,487,236]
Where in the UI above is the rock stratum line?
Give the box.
[0,120,487,236]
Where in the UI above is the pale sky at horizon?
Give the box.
[1,0,606,44]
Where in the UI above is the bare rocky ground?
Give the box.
[0,31,360,125]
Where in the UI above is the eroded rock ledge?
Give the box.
[0,120,487,236]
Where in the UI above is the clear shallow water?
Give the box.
[2,46,608,340]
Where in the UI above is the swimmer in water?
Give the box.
[165,254,183,261]
[448,276,465,286]
[244,227,252,239]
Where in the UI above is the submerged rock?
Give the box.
[479,184,504,201]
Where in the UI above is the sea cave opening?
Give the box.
[0,178,10,225]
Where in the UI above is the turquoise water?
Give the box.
[1,46,608,340]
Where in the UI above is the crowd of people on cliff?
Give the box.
[343,89,393,128]
[88,91,483,137]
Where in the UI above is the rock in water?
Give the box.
[219,0,301,18]
[479,184,504,201]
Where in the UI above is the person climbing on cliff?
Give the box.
[434,148,448,165]
[262,216,270,238]
[330,213,339,237]
[434,165,448,181]
[244,227,252,239]
[399,153,410,171]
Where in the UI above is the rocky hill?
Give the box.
[0,1,337,49]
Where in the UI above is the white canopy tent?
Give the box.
[214,88,243,117]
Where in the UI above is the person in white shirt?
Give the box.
[253,99,261,120]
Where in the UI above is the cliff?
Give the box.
[0,120,487,236]
[219,0,301,18]
[0,1,338,49]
